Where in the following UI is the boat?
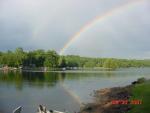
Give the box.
[13,106,22,113]
[38,105,66,113]
[13,105,67,113]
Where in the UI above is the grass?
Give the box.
[128,80,150,113]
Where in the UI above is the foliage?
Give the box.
[0,48,150,69]
[128,80,150,113]
[44,50,59,68]
[58,56,66,68]
[103,59,118,69]
[84,61,96,68]
[137,77,146,84]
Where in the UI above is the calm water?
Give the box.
[0,68,150,113]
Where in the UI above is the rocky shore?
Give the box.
[80,78,146,113]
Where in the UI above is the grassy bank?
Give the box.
[128,80,150,113]
[80,78,150,113]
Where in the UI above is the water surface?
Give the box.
[0,68,150,113]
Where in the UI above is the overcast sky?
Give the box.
[0,0,150,59]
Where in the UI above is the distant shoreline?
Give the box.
[1,67,150,73]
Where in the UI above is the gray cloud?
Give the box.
[64,0,150,59]
[0,0,150,58]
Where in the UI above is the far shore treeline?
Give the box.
[0,48,150,70]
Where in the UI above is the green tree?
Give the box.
[44,50,59,68]
[84,61,95,68]
[59,56,66,68]
[34,49,45,67]
[14,47,27,67]
[103,59,118,70]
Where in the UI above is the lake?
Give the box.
[0,68,150,113]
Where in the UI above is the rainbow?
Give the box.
[61,83,82,105]
[59,0,146,55]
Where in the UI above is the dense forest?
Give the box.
[0,48,150,70]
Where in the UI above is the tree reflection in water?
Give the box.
[0,71,67,90]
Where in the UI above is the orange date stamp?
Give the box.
[111,99,142,105]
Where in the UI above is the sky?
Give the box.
[0,0,150,59]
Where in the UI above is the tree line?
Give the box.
[0,48,150,70]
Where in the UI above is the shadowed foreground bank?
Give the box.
[80,78,150,113]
